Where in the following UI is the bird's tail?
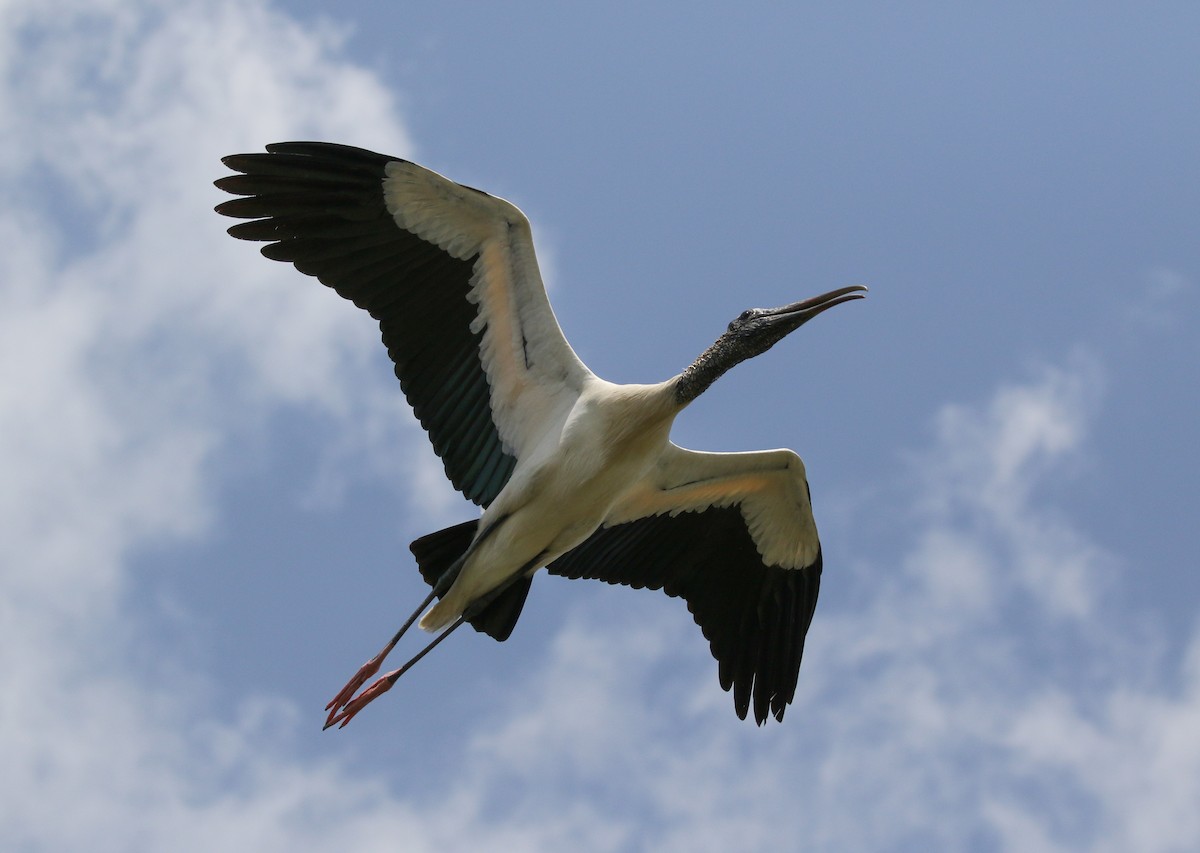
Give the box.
[409,521,532,642]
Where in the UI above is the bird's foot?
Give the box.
[323,654,385,727]
[322,613,465,730]
[323,671,397,729]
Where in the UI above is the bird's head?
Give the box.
[722,285,868,359]
[674,285,867,406]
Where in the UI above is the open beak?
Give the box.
[764,285,868,329]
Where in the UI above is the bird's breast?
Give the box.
[446,385,678,614]
[494,390,669,527]
[555,389,673,490]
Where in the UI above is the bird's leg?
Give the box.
[324,616,467,729]
[324,568,533,729]
[323,557,467,727]
[322,588,436,725]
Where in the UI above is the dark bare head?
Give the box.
[674,285,867,406]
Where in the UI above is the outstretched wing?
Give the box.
[215,142,593,506]
[548,445,822,724]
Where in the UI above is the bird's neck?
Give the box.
[672,332,749,407]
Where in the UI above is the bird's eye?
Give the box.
[729,309,754,331]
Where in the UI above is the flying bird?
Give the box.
[214,142,865,727]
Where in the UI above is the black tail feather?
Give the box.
[409,520,531,642]
[410,520,478,588]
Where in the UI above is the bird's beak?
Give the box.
[764,285,868,331]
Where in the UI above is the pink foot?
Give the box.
[323,671,397,729]
[323,656,384,727]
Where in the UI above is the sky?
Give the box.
[2,0,1198,850]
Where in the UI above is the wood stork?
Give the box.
[214,142,865,727]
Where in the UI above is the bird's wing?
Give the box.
[547,444,822,724]
[215,142,594,506]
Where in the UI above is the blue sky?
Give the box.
[3,1,1198,850]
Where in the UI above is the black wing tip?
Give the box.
[219,140,401,167]
[217,140,389,158]
[212,142,400,238]
[732,690,787,725]
[733,702,782,726]
[547,507,821,726]
[733,684,793,726]
[214,142,402,206]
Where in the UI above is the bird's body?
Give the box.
[427,379,675,632]
[215,142,864,725]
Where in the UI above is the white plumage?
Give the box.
[215,142,865,726]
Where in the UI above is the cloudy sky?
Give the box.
[3,1,1198,850]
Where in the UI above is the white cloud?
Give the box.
[0,1,445,850]
[914,353,1107,618]
[2,1,1198,852]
